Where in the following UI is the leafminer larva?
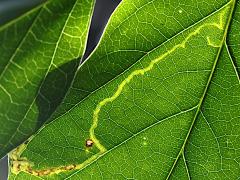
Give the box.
[86,139,94,147]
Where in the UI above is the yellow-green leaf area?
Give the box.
[9,0,240,179]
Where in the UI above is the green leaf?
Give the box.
[0,0,94,158]
[9,0,240,179]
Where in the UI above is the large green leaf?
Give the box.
[9,0,240,179]
[0,0,94,158]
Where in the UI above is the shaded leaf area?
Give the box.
[0,0,94,158]
[9,0,240,179]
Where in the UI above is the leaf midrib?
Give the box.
[0,10,41,79]
[166,0,236,178]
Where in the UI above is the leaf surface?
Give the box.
[0,0,94,158]
[9,0,240,179]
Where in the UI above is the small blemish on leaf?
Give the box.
[86,139,94,147]
[143,137,148,146]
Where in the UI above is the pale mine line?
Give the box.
[90,8,227,152]
[11,6,229,177]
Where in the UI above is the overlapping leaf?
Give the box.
[8,0,240,179]
[0,0,94,158]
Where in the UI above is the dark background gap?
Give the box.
[0,0,121,179]
[83,0,122,60]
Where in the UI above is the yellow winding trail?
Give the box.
[89,6,229,153]
[11,3,232,177]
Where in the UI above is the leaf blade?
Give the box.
[9,0,240,179]
[0,0,94,158]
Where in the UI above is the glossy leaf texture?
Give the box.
[9,0,240,179]
[0,0,95,158]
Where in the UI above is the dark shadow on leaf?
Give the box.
[35,59,79,129]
